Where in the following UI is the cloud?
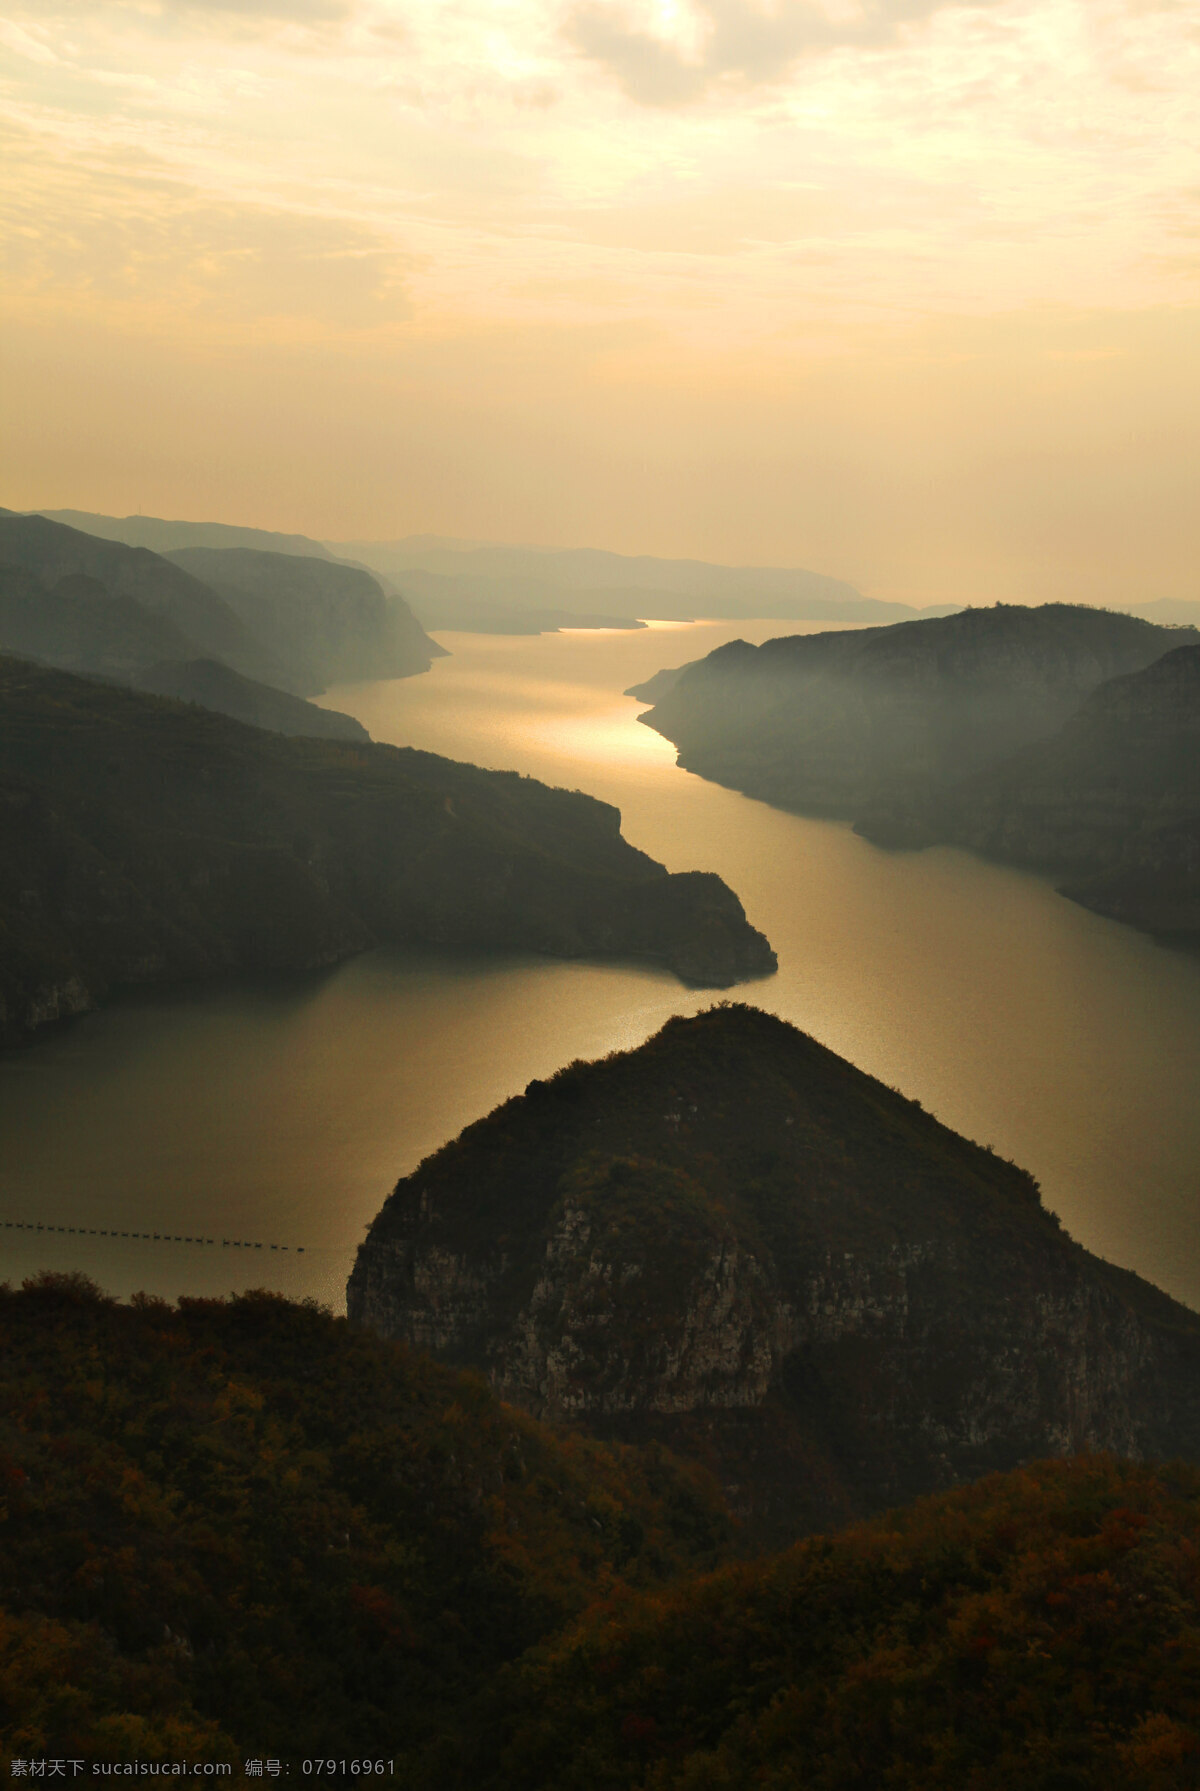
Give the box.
[133,0,352,17]
[564,0,997,103]
[0,134,413,333]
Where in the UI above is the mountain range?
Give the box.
[1,512,441,701]
[34,512,959,632]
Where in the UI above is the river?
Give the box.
[3,619,1200,1314]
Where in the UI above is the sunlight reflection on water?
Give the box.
[4,617,1200,1316]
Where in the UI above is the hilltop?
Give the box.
[349,1004,1200,1544]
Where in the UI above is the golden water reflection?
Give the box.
[3,618,1200,1315]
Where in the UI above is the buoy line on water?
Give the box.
[0,1221,304,1252]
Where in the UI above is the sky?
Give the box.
[1,0,1198,602]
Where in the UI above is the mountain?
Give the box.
[0,523,373,738]
[332,536,959,630]
[902,643,1200,939]
[37,507,339,560]
[0,657,775,1046]
[164,546,443,689]
[384,569,647,634]
[0,562,198,681]
[0,516,439,740]
[134,658,368,743]
[0,1274,728,1764]
[0,565,366,742]
[635,603,1198,822]
[0,513,294,689]
[348,1004,1200,1546]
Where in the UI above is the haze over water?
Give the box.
[3,619,1200,1314]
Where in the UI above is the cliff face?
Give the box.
[906,644,1200,937]
[348,1005,1200,1545]
[165,546,443,691]
[0,659,774,1047]
[637,605,1196,822]
[0,514,292,690]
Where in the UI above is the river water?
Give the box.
[3,620,1200,1314]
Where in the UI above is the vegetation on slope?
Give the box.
[350,1005,1200,1542]
[487,1454,1200,1790]
[0,1275,730,1769]
[0,657,775,1045]
[4,1280,1200,1788]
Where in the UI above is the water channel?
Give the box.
[3,619,1199,1313]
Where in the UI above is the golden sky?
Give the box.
[2,0,1198,601]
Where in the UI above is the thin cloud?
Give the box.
[141,0,351,16]
[565,0,999,104]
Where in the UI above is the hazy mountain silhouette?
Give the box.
[333,535,960,630]
[135,658,368,743]
[0,656,775,1046]
[165,545,443,689]
[0,513,292,687]
[635,603,1197,821]
[884,642,1200,939]
[38,508,339,560]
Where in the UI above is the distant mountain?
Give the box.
[0,564,367,742]
[385,569,647,634]
[636,604,1198,822]
[332,536,958,629]
[0,513,293,688]
[1124,597,1200,628]
[0,563,197,681]
[37,508,338,560]
[164,546,444,689]
[348,1003,1200,1546]
[2,516,441,739]
[896,643,1200,939]
[0,656,775,1046]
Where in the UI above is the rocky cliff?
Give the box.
[348,1004,1200,1545]
[0,658,774,1047]
[0,528,383,741]
[165,545,443,690]
[0,513,292,688]
[637,604,1196,822]
[901,642,1200,938]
